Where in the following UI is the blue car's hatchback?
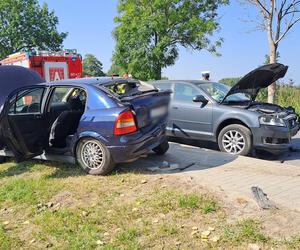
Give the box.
[0,66,170,175]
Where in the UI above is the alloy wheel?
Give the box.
[81,140,104,169]
[222,130,245,154]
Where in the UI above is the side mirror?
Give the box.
[193,95,208,103]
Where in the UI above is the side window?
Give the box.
[48,87,87,111]
[9,88,45,114]
[155,82,173,91]
[69,88,87,105]
[174,83,201,102]
[51,87,72,104]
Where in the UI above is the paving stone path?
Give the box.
[123,142,300,212]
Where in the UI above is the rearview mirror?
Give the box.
[193,95,208,103]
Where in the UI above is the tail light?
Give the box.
[114,110,137,135]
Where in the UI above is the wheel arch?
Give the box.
[72,131,109,156]
[215,118,252,139]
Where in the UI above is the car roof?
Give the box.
[40,77,137,87]
[151,80,215,85]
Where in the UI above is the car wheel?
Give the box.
[76,138,115,175]
[152,139,169,155]
[0,156,6,164]
[218,124,252,156]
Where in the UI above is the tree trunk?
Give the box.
[267,42,278,103]
[153,32,162,80]
[154,63,162,80]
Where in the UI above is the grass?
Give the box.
[178,194,199,209]
[114,228,140,249]
[34,209,104,249]
[0,225,17,249]
[223,219,268,244]
[0,177,60,205]
[0,160,299,249]
[178,193,217,213]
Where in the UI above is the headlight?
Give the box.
[259,116,286,127]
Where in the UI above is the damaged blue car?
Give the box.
[0,66,170,175]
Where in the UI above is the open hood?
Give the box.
[221,63,288,103]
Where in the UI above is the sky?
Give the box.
[39,0,300,83]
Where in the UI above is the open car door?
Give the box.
[0,86,49,162]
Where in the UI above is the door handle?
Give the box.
[34,114,42,119]
[172,106,179,109]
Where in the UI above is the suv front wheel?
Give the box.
[218,124,252,156]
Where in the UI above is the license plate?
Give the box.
[150,106,168,118]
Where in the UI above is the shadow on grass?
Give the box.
[45,163,87,179]
[0,161,40,178]
[0,160,87,179]
[0,137,240,179]
[0,158,141,180]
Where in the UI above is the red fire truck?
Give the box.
[0,49,83,81]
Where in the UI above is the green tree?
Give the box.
[107,63,123,77]
[83,54,105,77]
[113,0,228,80]
[0,0,67,59]
[219,77,241,87]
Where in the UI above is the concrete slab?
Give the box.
[120,142,300,212]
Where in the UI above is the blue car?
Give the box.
[0,66,170,175]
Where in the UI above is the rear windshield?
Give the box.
[102,80,158,98]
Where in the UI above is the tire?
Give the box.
[0,156,6,164]
[76,138,115,175]
[218,124,252,156]
[152,139,169,155]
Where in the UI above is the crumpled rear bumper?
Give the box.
[108,123,167,163]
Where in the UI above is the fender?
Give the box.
[71,131,109,155]
[213,109,260,140]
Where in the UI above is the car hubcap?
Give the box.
[81,141,104,169]
[222,130,245,154]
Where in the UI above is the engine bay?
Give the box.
[247,102,289,116]
[224,100,296,117]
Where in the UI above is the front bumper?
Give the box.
[108,123,167,163]
[252,123,299,153]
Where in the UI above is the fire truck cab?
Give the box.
[0,49,83,82]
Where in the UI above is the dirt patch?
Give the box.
[49,191,78,208]
[260,209,300,238]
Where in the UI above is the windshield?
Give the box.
[199,82,251,103]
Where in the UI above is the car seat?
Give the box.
[49,96,84,148]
